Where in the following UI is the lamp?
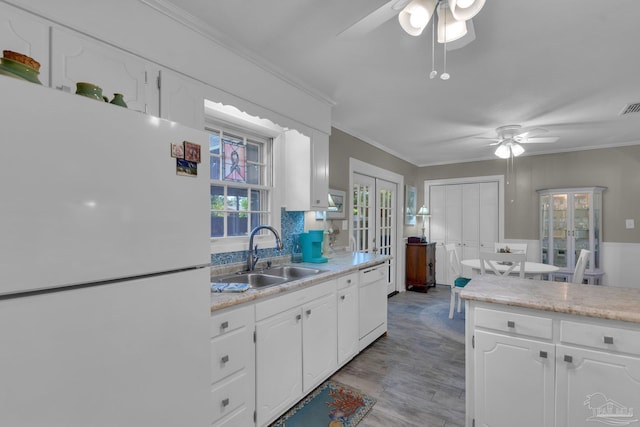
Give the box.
[417,205,431,240]
[494,141,525,159]
[398,0,485,80]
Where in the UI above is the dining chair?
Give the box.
[445,244,471,319]
[572,249,591,284]
[479,251,526,278]
[494,242,528,257]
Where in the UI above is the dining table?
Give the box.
[461,258,560,279]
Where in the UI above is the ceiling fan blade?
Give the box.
[338,0,409,38]
[516,127,548,139]
[519,136,559,144]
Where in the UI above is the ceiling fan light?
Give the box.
[448,0,486,21]
[511,142,525,157]
[398,0,437,36]
[437,4,468,43]
[494,144,510,159]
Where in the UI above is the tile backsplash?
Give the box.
[210,208,305,266]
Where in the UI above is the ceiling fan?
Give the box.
[339,0,483,51]
[488,125,559,158]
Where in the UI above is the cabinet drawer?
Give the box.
[211,304,253,339]
[210,370,251,424]
[211,327,253,384]
[336,272,358,290]
[560,320,640,355]
[475,307,552,340]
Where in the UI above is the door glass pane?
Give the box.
[552,194,568,268]
[573,193,590,266]
[540,195,550,264]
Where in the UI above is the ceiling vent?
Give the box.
[620,103,640,116]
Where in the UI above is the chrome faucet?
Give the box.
[247,225,284,271]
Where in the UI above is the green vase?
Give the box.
[109,93,127,108]
[75,82,103,101]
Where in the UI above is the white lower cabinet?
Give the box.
[255,280,337,427]
[468,303,640,427]
[337,273,359,366]
[210,304,255,427]
[474,331,555,427]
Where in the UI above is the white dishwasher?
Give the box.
[358,263,388,351]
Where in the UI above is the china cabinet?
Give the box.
[538,187,605,284]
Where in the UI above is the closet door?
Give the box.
[479,182,499,253]
[430,186,447,285]
[462,183,480,261]
[445,185,463,246]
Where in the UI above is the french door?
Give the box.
[352,173,397,294]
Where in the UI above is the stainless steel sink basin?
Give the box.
[213,273,287,289]
[261,265,325,280]
[211,265,326,290]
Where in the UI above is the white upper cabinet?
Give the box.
[0,2,50,86]
[283,129,329,211]
[50,27,151,113]
[158,68,205,130]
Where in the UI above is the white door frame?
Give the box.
[349,158,405,293]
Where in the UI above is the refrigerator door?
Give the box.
[0,77,210,295]
[0,268,211,427]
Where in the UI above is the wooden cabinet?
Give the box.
[538,187,605,284]
[283,129,329,211]
[467,302,640,427]
[405,242,436,291]
[0,2,50,86]
[210,304,255,427]
[50,27,152,113]
[255,280,336,427]
[337,272,359,366]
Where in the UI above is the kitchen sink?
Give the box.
[213,273,287,289]
[260,265,325,280]
[211,265,326,290]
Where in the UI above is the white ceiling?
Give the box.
[163,0,640,166]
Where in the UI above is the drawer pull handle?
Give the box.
[539,351,548,359]
[564,355,573,363]
[306,309,312,316]
[341,295,346,300]
[347,279,352,284]
[604,336,614,344]
[221,355,229,363]
[507,321,515,328]
[221,398,229,407]
[296,314,301,321]
[220,321,229,330]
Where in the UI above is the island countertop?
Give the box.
[460,276,640,324]
[210,251,390,312]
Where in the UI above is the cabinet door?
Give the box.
[302,293,337,393]
[159,68,204,129]
[255,307,302,427]
[337,284,359,365]
[475,331,555,427]
[0,3,50,86]
[555,345,640,427]
[51,27,150,113]
[310,130,329,210]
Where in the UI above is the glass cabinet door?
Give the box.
[540,195,550,264]
[573,192,590,266]
[552,194,568,269]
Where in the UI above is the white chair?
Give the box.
[479,251,526,278]
[445,244,471,319]
[572,249,591,284]
[494,242,528,257]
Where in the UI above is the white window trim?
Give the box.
[205,99,285,255]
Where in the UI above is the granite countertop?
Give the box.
[460,275,640,324]
[209,251,390,312]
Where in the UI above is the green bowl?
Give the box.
[0,57,41,84]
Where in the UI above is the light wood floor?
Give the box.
[330,285,466,427]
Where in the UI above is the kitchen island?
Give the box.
[208,251,391,427]
[461,276,640,427]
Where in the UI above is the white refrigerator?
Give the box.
[0,77,211,426]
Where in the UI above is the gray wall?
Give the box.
[330,126,640,244]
